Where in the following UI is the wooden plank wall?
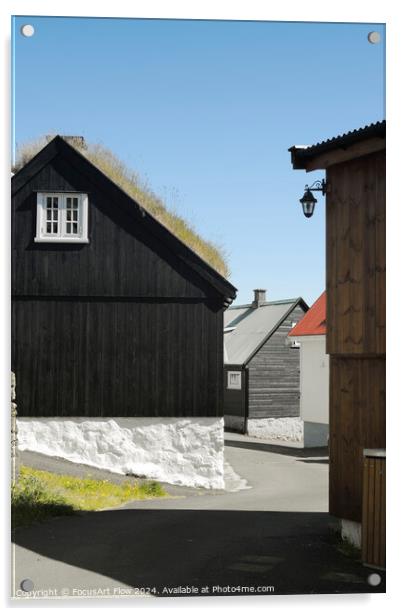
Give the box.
[12,156,214,299]
[12,298,223,417]
[329,356,385,521]
[247,304,305,419]
[326,149,386,523]
[362,455,386,569]
[12,151,229,419]
[326,150,385,356]
[223,365,248,433]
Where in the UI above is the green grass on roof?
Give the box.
[13,135,230,278]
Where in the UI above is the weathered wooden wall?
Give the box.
[12,149,228,418]
[362,453,386,569]
[326,149,386,523]
[223,365,248,433]
[326,151,385,356]
[12,154,218,299]
[247,304,305,419]
[329,356,385,521]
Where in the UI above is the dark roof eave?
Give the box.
[289,120,386,170]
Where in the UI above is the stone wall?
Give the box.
[11,372,19,483]
[17,417,225,489]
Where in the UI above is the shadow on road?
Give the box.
[225,439,328,459]
[13,508,384,596]
[296,458,329,465]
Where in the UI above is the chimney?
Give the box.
[62,136,87,150]
[252,289,266,308]
[47,135,87,150]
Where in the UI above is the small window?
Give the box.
[227,371,242,390]
[35,193,89,243]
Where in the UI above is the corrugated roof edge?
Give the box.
[289,120,385,168]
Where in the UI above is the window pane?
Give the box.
[73,198,78,208]
[66,223,71,234]
[67,211,71,221]
[73,223,78,234]
[53,197,58,207]
[46,222,51,233]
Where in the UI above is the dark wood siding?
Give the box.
[12,146,231,419]
[326,149,386,523]
[12,153,218,299]
[224,365,248,433]
[12,298,224,417]
[247,305,305,419]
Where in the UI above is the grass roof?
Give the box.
[13,136,230,277]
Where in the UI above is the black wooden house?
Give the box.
[12,136,236,488]
[224,290,308,436]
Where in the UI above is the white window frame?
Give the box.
[35,192,89,243]
[227,371,242,390]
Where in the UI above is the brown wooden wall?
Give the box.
[326,149,386,523]
[329,356,385,521]
[326,151,385,356]
[362,454,386,568]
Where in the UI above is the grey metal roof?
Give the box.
[289,120,385,169]
[224,298,303,366]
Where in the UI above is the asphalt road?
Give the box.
[12,435,385,599]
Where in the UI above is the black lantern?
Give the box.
[299,179,327,218]
[300,187,317,218]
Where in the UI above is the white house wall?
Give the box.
[17,417,225,489]
[298,335,329,447]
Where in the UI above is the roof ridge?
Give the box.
[227,297,300,310]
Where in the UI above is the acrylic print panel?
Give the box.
[11,16,385,600]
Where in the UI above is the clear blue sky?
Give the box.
[12,17,385,305]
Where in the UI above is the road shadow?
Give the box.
[296,458,329,465]
[225,439,328,459]
[13,509,384,597]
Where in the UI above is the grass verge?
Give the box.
[12,465,167,529]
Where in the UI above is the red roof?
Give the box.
[289,292,326,337]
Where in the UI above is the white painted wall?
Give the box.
[17,417,225,490]
[299,335,329,425]
[247,417,303,442]
[341,519,362,548]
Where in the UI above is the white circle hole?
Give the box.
[367,573,382,586]
[21,24,35,38]
[368,31,381,44]
[20,578,34,592]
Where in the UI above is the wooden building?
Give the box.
[289,121,386,549]
[12,135,236,489]
[224,289,308,438]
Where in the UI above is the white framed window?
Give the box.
[227,371,242,390]
[35,192,89,243]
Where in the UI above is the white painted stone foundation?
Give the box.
[341,519,362,549]
[247,417,303,443]
[17,417,225,489]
